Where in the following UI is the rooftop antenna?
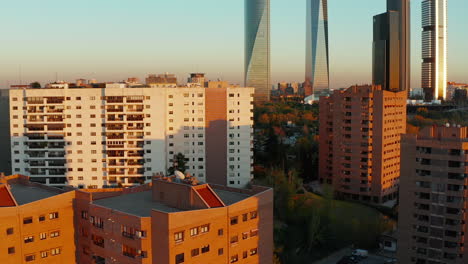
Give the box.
[18,65,22,85]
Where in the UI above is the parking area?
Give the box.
[313,248,396,264]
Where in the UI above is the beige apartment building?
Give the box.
[9,83,254,189]
[319,85,406,203]
[398,125,468,264]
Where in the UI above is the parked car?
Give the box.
[351,249,369,258]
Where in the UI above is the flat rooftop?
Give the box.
[93,187,252,217]
[93,191,182,217]
[9,184,61,205]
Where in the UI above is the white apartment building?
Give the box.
[9,84,254,189]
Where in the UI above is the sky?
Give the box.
[0,0,466,89]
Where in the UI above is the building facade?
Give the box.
[245,0,271,102]
[305,0,329,97]
[9,84,254,189]
[0,174,273,264]
[398,125,468,264]
[373,0,411,92]
[422,0,448,101]
[0,174,76,264]
[319,85,406,203]
[0,89,11,175]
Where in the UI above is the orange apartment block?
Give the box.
[0,174,76,264]
[398,125,468,264]
[319,85,406,203]
[0,174,273,264]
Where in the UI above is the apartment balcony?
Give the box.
[107,116,125,122]
[127,115,144,121]
[46,117,64,122]
[25,133,46,140]
[106,108,124,112]
[27,99,44,104]
[108,161,126,166]
[46,107,64,113]
[126,107,144,112]
[127,126,144,131]
[107,134,125,139]
[48,169,67,176]
[122,232,136,239]
[47,134,65,140]
[48,161,66,167]
[28,108,44,113]
[47,124,65,131]
[126,144,144,149]
[106,125,125,130]
[128,151,144,157]
[108,171,126,176]
[27,117,45,122]
[45,97,65,104]
[26,124,45,131]
[107,151,125,157]
[127,176,146,184]
[127,134,144,139]
[48,151,66,158]
[29,161,46,167]
[107,144,125,149]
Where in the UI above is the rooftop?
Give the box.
[9,184,61,205]
[93,191,181,217]
[92,185,252,217]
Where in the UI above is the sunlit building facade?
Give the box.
[305,0,329,97]
[245,0,270,102]
[422,0,448,101]
[9,84,254,189]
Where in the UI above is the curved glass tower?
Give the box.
[305,0,329,97]
[245,0,270,102]
[422,0,447,101]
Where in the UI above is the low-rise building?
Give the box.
[0,174,273,264]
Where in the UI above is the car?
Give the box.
[351,249,369,258]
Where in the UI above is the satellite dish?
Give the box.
[174,171,185,180]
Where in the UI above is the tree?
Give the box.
[30,82,41,88]
[168,153,187,175]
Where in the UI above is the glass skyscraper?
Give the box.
[373,0,410,92]
[245,0,270,102]
[305,0,329,97]
[422,0,447,101]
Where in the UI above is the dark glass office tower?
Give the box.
[305,0,329,97]
[245,0,270,102]
[372,0,410,92]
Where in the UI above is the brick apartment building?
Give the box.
[398,125,468,264]
[0,174,273,264]
[319,85,406,203]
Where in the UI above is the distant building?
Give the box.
[410,87,425,98]
[188,73,206,87]
[290,82,300,94]
[373,0,411,92]
[245,0,271,102]
[0,89,11,175]
[305,0,330,97]
[422,0,448,101]
[0,174,273,264]
[9,84,254,189]
[126,77,140,84]
[447,82,468,101]
[398,125,468,264]
[277,82,288,94]
[319,85,406,203]
[145,73,178,86]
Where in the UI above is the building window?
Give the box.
[24,236,34,243]
[39,215,45,221]
[25,254,35,262]
[50,231,60,238]
[51,248,61,256]
[200,224,209,233]
[201,245,210,253]
[6,228,13,235]
[41,251,48,258]
[190,227,198,237]
[250,229,258,237]
[23,217,33,224]
[243,251,248,259]
[175,253,184,264]
[230,235,238,245]
[39,232,47,240]
[242,213,248,222]
[250,248,258,256]
[218,248,224,256]
[242,232,249,240]
[174,231,184,243]
[8,247,15,254]
[230,255,239,263]
[49,212,59,219]
[191,248,200,257]
[230,216,238,225]
[250,211,258,219]
[218,229,224,236]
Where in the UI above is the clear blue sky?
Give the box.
[0,0,466,89]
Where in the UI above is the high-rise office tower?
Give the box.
[398,125,468,264]
[245,0,270,102]
[0,89,11,175]
[373,0,410,92]
[319,85,407,204]
[305,0,329,97]
[422,0,448,101]
[9,83,254,189]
